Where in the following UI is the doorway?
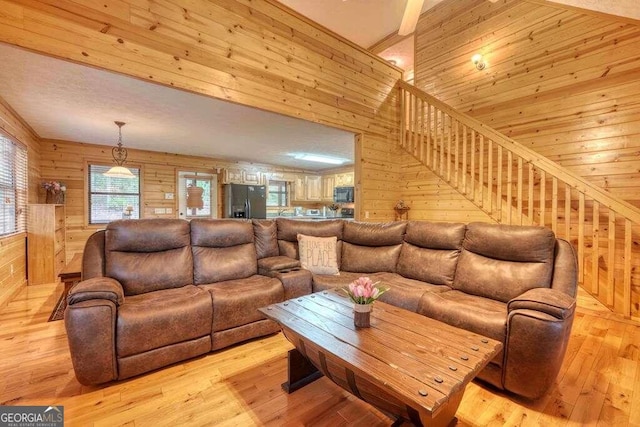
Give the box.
[177,171,218,219]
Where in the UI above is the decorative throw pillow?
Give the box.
[297,234,339,275]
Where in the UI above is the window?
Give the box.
[185,176,213,218]
[88,164,140,224]
[0,134,27,236]
[267,180,287,207]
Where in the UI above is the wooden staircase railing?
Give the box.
[398,80,639,319]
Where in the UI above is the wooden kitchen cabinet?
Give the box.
[335,172,354,187]
[322,175,335,201]
[291,175,306,201]
[242,170,263,185]
[306,175,322,201]
[223,167,263,185]
[222,167,243,184]
[291,174,322,201]
[28,204,66,285]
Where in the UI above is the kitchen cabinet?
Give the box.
[223,167,263,185]
[291,174,321,201]
[291,175,306,201]
[28,204,66,285]
[321,175,335,201]
[242,170,263,185]
[222,167,243,184]
[335,172,354,187]
[306,175,322,201]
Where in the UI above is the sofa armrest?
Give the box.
[508,288,575,320]
[271,268,312,300]
[258,256,301,276]
[67,277,124,307]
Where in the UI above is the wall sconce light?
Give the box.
[471,53,486,71]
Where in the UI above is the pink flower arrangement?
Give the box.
[344,276,389,305]
[42,181,66,193]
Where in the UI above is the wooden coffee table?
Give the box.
[259,289,502,427]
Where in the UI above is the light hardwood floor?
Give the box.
[0,283,638,426]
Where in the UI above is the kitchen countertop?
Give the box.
[266,214,352,220]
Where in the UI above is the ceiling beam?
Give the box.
[367,30,413,56]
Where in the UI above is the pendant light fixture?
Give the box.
[104,121,135,179]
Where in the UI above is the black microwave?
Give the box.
[334,186,354,203]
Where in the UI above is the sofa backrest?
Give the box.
[454,222,557,302]
[276,218,344,261]
[397,221,465,286]
[105,219,193,296]
[82,229,106,280]
[341,221,406,273]
[191,219,258,284]
[252,219,279,259]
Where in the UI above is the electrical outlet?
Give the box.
[166,207,173,215]
[365,211,370,219]
[154,208,165,215]
[164,193,174,200]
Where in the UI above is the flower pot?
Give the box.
[46,190,64,204]
[353,303,372,328]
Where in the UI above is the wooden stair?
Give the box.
[397,80,639,319]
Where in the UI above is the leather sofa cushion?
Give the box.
[106,219,190,252]
[343,221,406,246]
[253,219,278,259]
[312,271,385,292]
[116,285,212,357]
[191,219,253,247]
[341,242,401,273]
[375,272,449,312]
[419,289,507,366]
[397,243,460,286]
[463,222,556,263]
[404,221,465,250]
[83,229,106,280]
[193,244,257,284]
[278,240,298,259]
[199,275,283,331]
[453,222,556,302]
[107,247,193,296]
[105,219,193,295]
[551,239,578,297]
[454,250,553,303]
[191,219,258,284]
[276,218,344,242]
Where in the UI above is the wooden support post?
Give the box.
[282,348,323,393]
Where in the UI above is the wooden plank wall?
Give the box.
[0,0,404,224]
[412,0,640,211]
[0,96,40,306]
[39,138,325,260]
[400,152,495,223]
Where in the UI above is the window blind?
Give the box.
[88,164,140,224]
[0,134,27,236]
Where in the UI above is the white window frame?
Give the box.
[0,133,27,237]
[87,163,141,225]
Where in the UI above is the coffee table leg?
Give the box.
[282,348,323,393]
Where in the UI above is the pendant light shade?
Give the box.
[104,121,135,179]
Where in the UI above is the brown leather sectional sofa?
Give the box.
[66,217,577,399]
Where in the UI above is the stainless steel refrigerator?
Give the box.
[223,184,267,219]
